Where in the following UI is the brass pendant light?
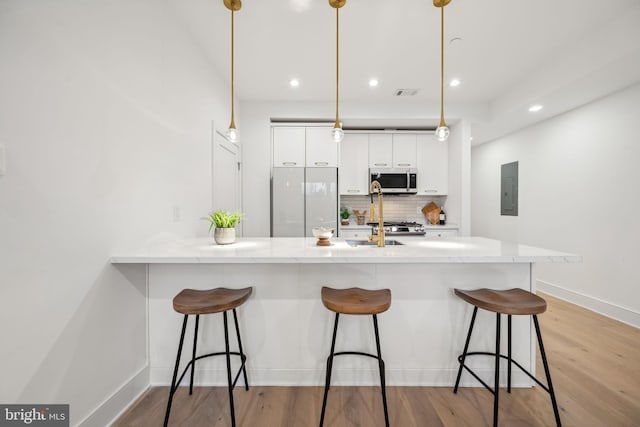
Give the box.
[329,0,346,143]
[434,0,451,142]
[224,0,241,143]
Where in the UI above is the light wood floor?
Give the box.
[113,294,640,426]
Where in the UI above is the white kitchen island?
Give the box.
[110,236,580,388]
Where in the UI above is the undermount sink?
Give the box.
[345,239,405,247]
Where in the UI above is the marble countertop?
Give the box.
[110,236,581,264]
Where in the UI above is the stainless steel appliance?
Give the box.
[368,221,426,236]
[271,167,338,237]
[369,168,418,194]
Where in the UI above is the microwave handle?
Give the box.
[406,170,410,191]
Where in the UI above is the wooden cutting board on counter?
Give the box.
[421,202,441,225]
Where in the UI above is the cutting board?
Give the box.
[421,202,441,225]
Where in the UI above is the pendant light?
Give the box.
[224,0,241,143]
[329,0,346,143]
[434,0,451,142]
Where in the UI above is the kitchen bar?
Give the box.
[111,236,580,388]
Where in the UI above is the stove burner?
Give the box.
[367,221,426,236]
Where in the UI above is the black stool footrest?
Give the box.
[456,351,551,394]
[172,351,248,395]
[334,350,382,361]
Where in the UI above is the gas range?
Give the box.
[368,221,426,236]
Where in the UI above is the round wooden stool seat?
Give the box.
[321,286,391,315]
[454,288,546,315]
[173,287,252,315]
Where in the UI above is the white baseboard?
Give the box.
[538,280,640,328]
[76,365,149,427]
[150,367,532,388]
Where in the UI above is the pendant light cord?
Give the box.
[439,3,446,127]
[335,8,340,127]
[230,10,236,129]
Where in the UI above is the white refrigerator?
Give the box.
[271,167,338,237]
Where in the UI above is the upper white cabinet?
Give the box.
[416,134,448,195]
[392,134,417,168]
[368,133,417,168]
[305,127,339,167]
[273,126,338,167]
[273,127,305,167]
[339,133,369,195]
[368,134,393,168]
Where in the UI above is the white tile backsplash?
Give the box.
[340,195,447,224]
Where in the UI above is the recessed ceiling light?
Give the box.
[369,78,379,87]
[449,78,461,87]
[289,79,300,87]
[528,104,543,112]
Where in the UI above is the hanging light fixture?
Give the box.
[434,0,451,142]
[224,0,241,143]
[329,0,346,143]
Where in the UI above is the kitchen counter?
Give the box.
[110,236,579,264]
[110,237,579,388]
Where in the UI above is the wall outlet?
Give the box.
[172,205,181,222]
[0,144,5,176]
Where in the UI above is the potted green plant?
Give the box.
[340,207,350,225]
[203,210,243,245]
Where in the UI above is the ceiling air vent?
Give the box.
[394,89,419,97]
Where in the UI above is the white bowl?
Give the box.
[312,227,334,239]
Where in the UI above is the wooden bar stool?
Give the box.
[163,287,252,427]
[453,288,562,427]
[319,286,392,427]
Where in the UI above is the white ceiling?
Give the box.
[168,0,640,143]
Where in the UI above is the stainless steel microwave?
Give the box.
[370,168,418,194]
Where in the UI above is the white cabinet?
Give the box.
[273,126,338,167]
[392,134,417,168]
[368,134,393,168]
[273,127,305,167]
[339,227,372,239]
[306,127,338,167]
[369,133,417,169]
[416,134,448,195]
[424,229,458,238]
[339,133,369,195]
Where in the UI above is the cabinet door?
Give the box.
[392,134,417,168]
[273,127,305,167]
[416,134,448,195]
[339,229,371,239]
[424,229,458,238]
[368,134,393,168]
[306,127,338,167]
[339,133,369,195]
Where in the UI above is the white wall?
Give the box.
[0,1,231,424]
[471,83,640,326]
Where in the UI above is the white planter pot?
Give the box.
[214,228,236,245]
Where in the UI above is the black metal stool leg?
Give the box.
[232,308,249,391]
[163,315,188,427]
[373,314,390,427]
[493,313,501,427]
[454,306,478,393]
[534,315,562,427]
[507,314,512,393]
[189,315,199,395]
[319,313,340,427]
[223,311,237,427]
